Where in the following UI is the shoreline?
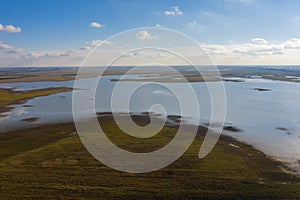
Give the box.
[0,87,72,114]
[1,112,299,179]
[1,66,300,84]
[1,114,300,198]
[0,84,299,177]
[0,109,299,177]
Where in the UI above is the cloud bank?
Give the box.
[1,37,300,67]
[0,24,21,33]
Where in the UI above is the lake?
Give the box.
[0,68,299,173]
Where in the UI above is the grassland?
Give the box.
[0,115,299,199]
[0,68,78,83]
[0,67,133,83]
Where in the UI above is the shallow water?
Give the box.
[224,78,300,171]
[0,74,299,172]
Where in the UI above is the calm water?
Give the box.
[0,73,300,172]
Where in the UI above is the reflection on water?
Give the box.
[0,75,300,172]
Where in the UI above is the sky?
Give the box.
[1,0,300,67]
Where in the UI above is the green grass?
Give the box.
[0,116,299,199]
[0,68,78,83]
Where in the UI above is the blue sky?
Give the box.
[1,0,300,66]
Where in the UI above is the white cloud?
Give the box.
[5,48,24,54]
[22,52,42,59]
[89,22,104,28]
[282,38,300,49]
[0,24,21,33]
[86,40,114,46]
[80,46,92,50]
[164,6,183,16]
[196,38,300,65]
[252,38,268,44]
[125,51,168,60]
[136,30,157,40]
[0,39,116,66]
[20,48,83,61]
[0,41,14,50]
[232,43,283,56]
[3,37,300,67]
[202,40,285,58]
[201,44,231,56]
[58,51,73,57]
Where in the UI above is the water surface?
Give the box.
[0,72,299,172]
